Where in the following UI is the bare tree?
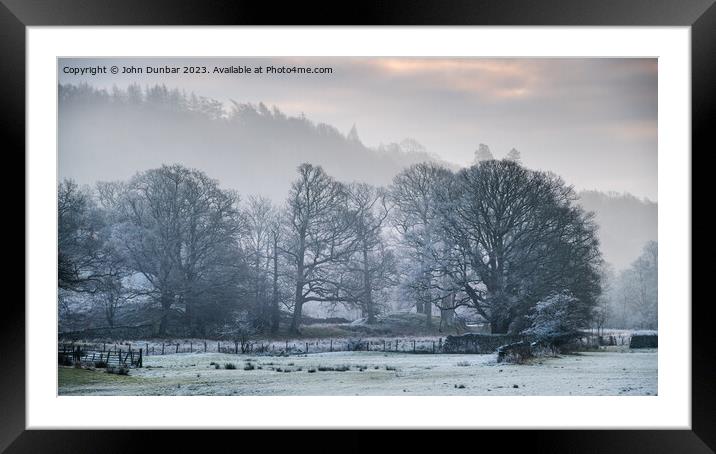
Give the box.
[100,165,244,336]
[340,183,395,323]
[389,163,453,328]
[58,179,110,292]
[283,164,359,334]
[242,195,275,331]
[438,160,602,334]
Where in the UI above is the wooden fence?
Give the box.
[59,343,143,368]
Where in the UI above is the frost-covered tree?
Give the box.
[389,163,453,327]
[99,165,244,335]
[242,196,276,331]
[522,293,589,339]
[340,183,396,323]
[438,160,602,334]
[58,179,109,292]
[283,164,359,334]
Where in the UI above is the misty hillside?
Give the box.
[59,83,449,201]
[577,190,657,269]
[59,83,655,269]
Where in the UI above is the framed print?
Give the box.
[5,0,713,451]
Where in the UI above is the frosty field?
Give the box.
[58,347,657,396]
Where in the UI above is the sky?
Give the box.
[59,57,657,201]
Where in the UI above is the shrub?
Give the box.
[244,363,255,371]
[224,363,237,370]
[308,368,317,373]
[94,361,108,368]
[456,361,471,367]
[214,363,220,369]
[385,365,396,371]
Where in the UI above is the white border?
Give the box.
[27,27,690,429]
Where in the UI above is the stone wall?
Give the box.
[442,333,533,354]
[629,334,658,348]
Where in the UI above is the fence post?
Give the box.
[218,342,220,353]
[146,343,149,356]
[330,339,333,352]
[162,343,165,355]
[367,341,370,351]
[285,340,289,351]
[102,343,106,352]
[176,343,179,354]
[204,341,207,353]
[413,340,416,353]
[235,341,238,354]
[130,349,134,364]
[383,340,386,352]
[190,342,193,353]
[432,341,435,354]
[305,342,308,353]
[139,348,143,367]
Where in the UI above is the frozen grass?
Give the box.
[58,347,656,396]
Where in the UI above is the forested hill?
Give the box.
[59,83,656,270]
[577,190,657,270]
[58,83,449,201]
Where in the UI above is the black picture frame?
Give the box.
[4,0,711,452]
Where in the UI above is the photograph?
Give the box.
[56,56,658,397]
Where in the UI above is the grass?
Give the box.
[58,366,136,387]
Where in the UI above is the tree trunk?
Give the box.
[184,298,193,335]
[270,235,280,334]
[440,306,455,333]
[290,231,306,335]
[490,319,510,334]
[362,243,375,324]
[290,299,303,334]
[290,260,304,334]
[158,293,172,336]
[416,301,424,314]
